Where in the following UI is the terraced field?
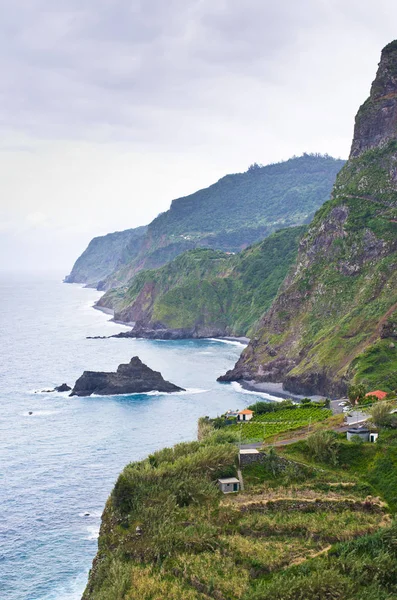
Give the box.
[228,406,332,442]
[83,432,395,600]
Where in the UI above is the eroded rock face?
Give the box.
[70,356,184,397]
[350,41,397,158]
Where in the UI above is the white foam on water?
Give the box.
[85,525,100,540]
[88,387,207,398]
[28,388,70,397]
[231,381,285,402]
[23,410,60,417]
[177,387,208,395]
[208,338,246,347]
[43,571,88,600]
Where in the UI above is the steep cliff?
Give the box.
[98,226,304,338]
[68,155,344,290]
[220,42,397,397]
[64,226,147,288]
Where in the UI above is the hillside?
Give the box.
[220,42,397,397]
[64,226,147,288]
[98,226,305,338]
[82,422,397,600]
[67,155,344,289]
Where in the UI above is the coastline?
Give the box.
[239,379,326,402]
[91,304,250,345]
[93,303,114,317]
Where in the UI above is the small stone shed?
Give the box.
[237,409,254,422]
[218,477,240,493]
[239,448,263,467]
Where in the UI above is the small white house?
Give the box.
[218,477,240,493]
[237,409,254,422]
[347,427,370,442]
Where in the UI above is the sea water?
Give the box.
[0,273,274,600]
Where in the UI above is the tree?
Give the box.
[348,384,366,405]
[306,430,339,466]
[370,402,392,427]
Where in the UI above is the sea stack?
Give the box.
[219,41,397,397]
[70,356,185,397]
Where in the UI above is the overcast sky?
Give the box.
[0,0,396,273]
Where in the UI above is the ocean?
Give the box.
[0,273,277,600]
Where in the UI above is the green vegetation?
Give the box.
[282,429,397,512]
[102,226,305,336]
[232,141,397,395]
[94,154,344,288]
[306,430,340,465]
[83,426,396,600]
[65,226,147,287]
[210,403,332,442]
[351,339,397,392]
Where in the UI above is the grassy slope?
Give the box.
[231,142,397,394]
[101,226,305,336]
[83,428,397,600]
[103,155,344,287]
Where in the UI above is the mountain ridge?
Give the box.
[220,42,397,397]
[65,154,344,289]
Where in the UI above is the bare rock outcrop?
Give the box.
[70,356,184,397]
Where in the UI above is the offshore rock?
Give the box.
[55,383,71,392]
[70,356,184,397]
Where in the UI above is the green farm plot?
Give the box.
[229,407,332,442]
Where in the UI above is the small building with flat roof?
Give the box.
[218,477,240,493]
[239,448,262,466]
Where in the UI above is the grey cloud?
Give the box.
[0,0,327,140]
[0,0,396,148]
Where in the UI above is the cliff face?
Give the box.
[350,41,397,158]
[64,226,147,288]
[220,43,397,397]
[98,227,305,338]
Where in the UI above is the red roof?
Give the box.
[238,409,254,414]
[365,390,387,400]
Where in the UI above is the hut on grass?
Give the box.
[218,477,240,493]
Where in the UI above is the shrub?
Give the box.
[306,430,339,465]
